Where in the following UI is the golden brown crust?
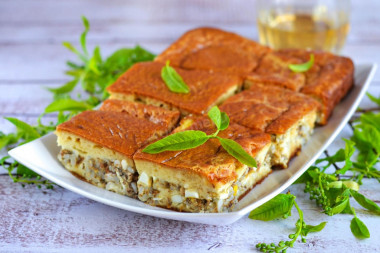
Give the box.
[99,99,180,129]
[56,110,175,158]
[107,61,241,115]
[155,27,271,76]
[133,116,271,185]
[245,52,306,91]
[220,83,319,135]
[245,49,354,124]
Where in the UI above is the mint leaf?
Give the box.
[44,99,92,113]
[217,137,256,167]
[80,16,90,56]
[208,106,230,131]
[288,54,314,73]
[350,217,370,239]
[328,196,349,215]
[249,194,295,221]
[46,79,78,95]
[161,61,190,93]
[5,117,40,141]
[366,92,380,107]
[62,42,87,63]
[143,130,209,154]
[350,190,380,214]
[336,139,355,174]
[0,132,20,150]
[301,222,327,236]
[220,112,230,131]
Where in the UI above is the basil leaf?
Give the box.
[350,217,370,239]
[328,196,349,215]
[249,194,295,221]
[46,79,78,95]
[301,222,327,236]
[208,106,230,131]
[161,61,190,93]
[44,99,92,113]
[217,137,257,167]
[5,117,40,141]
[17,164,39,177]
[350,190,380,214]
[288,54,314,73]
[143,130,209,154]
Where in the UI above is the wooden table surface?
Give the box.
[0,1,379,252]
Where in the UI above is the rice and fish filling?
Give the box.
[56,100,180,198]
[133,116,272,212]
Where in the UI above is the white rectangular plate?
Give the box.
[9,63,377,225]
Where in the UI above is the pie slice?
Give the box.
[56,101,180,198]
[133,116,272,213]
[107,61,242,115]
[245,49,354,124]
[220,83,319,168]
[155,27,271,77]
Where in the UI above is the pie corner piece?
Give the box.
[55,102,180,199]
[244,49,355,125]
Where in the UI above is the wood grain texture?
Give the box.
[0,0,380,252]
[0,177,379,253]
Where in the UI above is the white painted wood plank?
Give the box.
[0,176,378,252]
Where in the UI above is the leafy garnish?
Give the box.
[0,16,155,189]
[161,61,190,93]
[249,194,295,221]
[143,106,257,167]
[142,131,209,154]
[350,189,380,214]
[252,193,327,252]
[217,137,256,167]
[288,54,314,73]
[350,217,370,239]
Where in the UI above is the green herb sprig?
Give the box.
[288,54,314,73]
[161,61,190,93]
[143,106,257,167]
[250,193,326,252]
[0,16,155,187]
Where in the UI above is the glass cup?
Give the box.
[256,0,351,53]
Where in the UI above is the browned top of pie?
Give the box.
[57,110,174,158]
[155,27,271,76]
[220,83,319,134]
[100,99,180,129]
[107,61,241,114]
[245,49,354,124]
